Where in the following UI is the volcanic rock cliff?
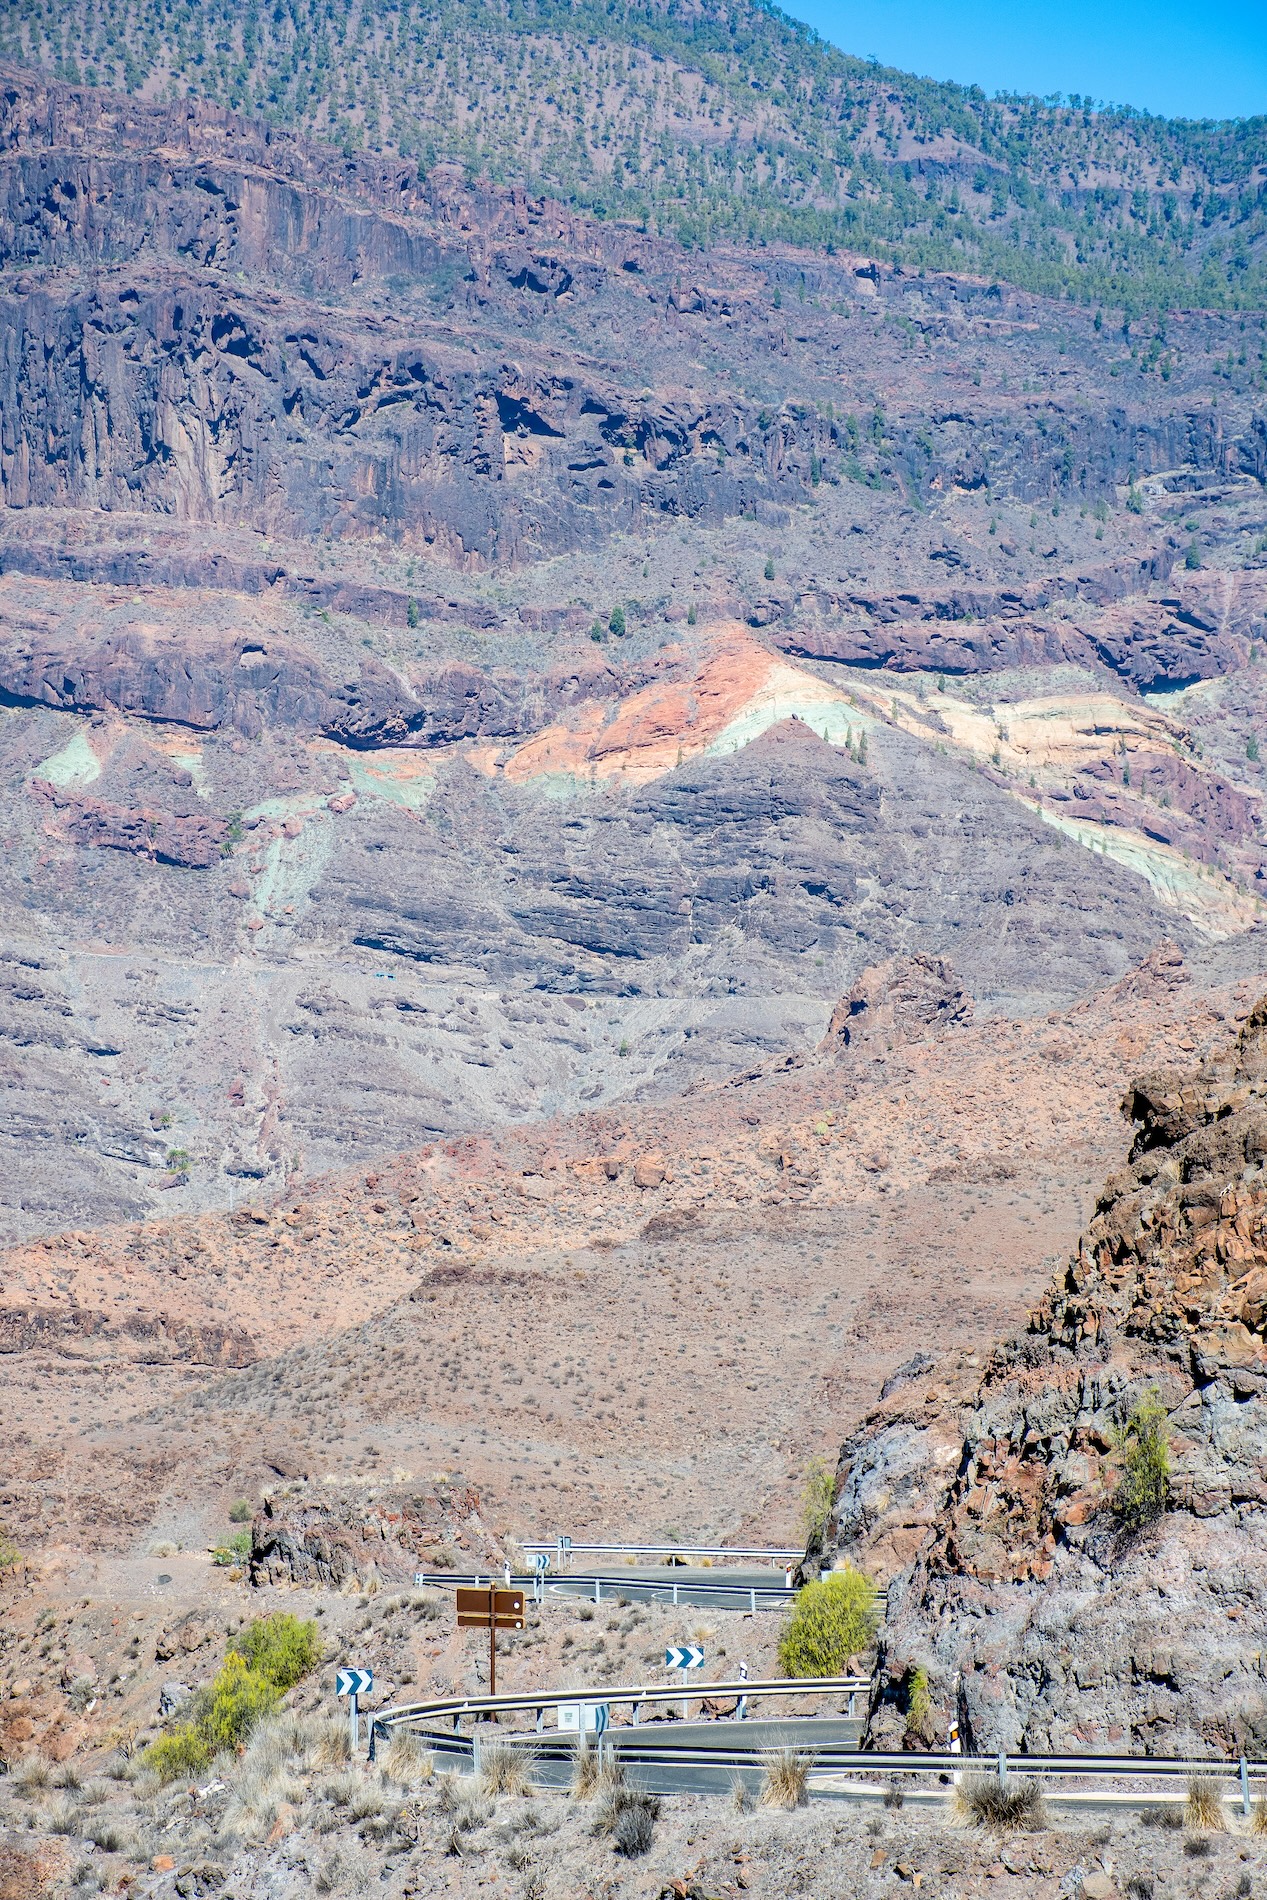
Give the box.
[817,996,1267,1755]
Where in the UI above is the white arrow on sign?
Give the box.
[665,1645,705,1670]
[336,1668,374,1698]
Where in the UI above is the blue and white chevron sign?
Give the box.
[336,1668,374,1697]
[665,1645,705,1670]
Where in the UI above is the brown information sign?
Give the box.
[456,1586,524,1629]
[455,1586,525,1694]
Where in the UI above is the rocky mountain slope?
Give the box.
[3,68,1267,1241]
[7,0,1267,309]
[816,989,1267,1756]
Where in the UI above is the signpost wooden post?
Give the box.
[456,1585,525,1696]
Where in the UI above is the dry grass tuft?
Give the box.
[383,1730,434,1786]
[1251,1793,1267,1836]
[571,1739,624,1802]
[477,1736,535,1799]
[758,1748,813,1810]
[12,1758,52,1796]
[955,1774,1047,1832]
[1185,1775,1226,1832]
[605,1790,659,1857]
[437,1772,492,1835]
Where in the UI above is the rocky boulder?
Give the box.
[821,953,973,1056]
[249,1476,502,1588]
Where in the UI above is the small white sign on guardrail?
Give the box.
[557,1702,609,1734]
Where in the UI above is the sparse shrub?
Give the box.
[730,1773,755,1813]
[778,1565,878,1677]
[212,1530,252,1566]
[1183,1835,1212,1858]
[608,605,626,637]
[884,1780,905,1810]
[758,1748,812,1809]
[1112,1391,1170,1528]
[609,1791,659,1856]
[903,1665,933,1740]
[800,1456,835,1545]
[14,1757,52,1793]
[228,1499,253,1523]
[955,1774,1047,1832]
[1185,1774,1226,1831]
[47,1798,81,1835]
[314,1850,348,1893]
[347,1780,388,1823]
[84,1817,129,1854]
[229,1612,320,1691]
[1252,1792,1267,1835]
[477,1737,534,1798]
[383,1730,433,1784]
[0,1524,21,1570]
[571,1739,623,1802]
[437,1773,491,1833]
[1142,1803,1184,1829]
[1125,1877,1154,1900]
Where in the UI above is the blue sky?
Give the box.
[781,0,1267,122]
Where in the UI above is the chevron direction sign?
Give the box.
[336,1668,374,1697]
[665,1645,705,1670]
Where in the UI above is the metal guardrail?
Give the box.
[413,1570,887,1612]
[416,1571,794,1609]
[520,1542,804,1561]
[370,1674,870,1754]
[366,1685,1267,1816]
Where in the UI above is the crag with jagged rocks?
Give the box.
[820,997,1267,1754]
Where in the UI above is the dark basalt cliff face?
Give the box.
[0,70,1264,581]
[818,999,1267,1756]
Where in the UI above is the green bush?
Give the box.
[1112,1390,1170,1528]
[903,1664,933,1739]
[229,1612,321,1691]
[194,1652,281,1753]
[227,1499,253,1524]
[142,1613,319,1782]
[210,1530,252,1567]
[608,605,626,637]
[800,1456,835,1545]
[778,1565,878,1678]
[144,1728,211,1783]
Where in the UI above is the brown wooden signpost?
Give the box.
[456,1586,525,1695]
